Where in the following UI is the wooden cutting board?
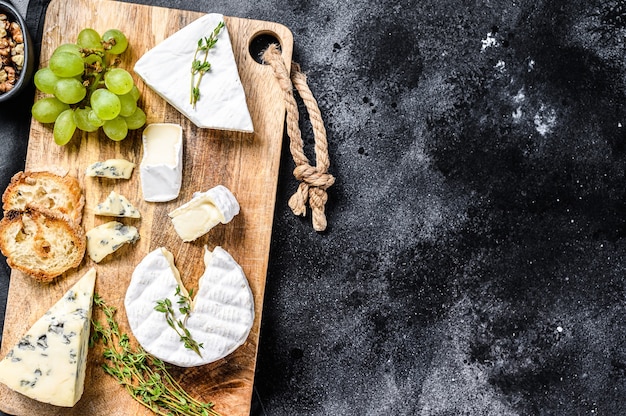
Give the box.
[0,0,293,414]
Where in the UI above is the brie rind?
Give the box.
[0,268,96,407]
[133,14,254,132]
[140,123,184,202]
[168,185,240,242]
[124,246,254,367]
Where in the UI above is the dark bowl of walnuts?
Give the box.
[0,0,34,103]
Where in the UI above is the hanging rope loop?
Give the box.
[263,44,335,232]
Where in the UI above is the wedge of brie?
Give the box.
[140,123,183,202]
[168,185,240,242]
[133,14,253,132]
[124,246,254,367]
[0,268,96,407]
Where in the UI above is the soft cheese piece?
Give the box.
[125,246,254,367]
[0,268,96,407]
[168,185,239,242]
[140,123,183,202]
[86,221,139,263]
[133,14,254,132]
[85,159,135,179]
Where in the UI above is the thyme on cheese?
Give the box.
[90,294,219,416]
[190,21,225,108]
[154,286,204,357]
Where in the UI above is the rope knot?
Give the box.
[263,44,334,232]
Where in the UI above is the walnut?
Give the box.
[0,13,24,93]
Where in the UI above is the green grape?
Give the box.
[74,107,100,132]
[52,43,81,57]
[91,88,121,120]
[87,110,105,127]
[123,107,146,130]
[83,53,103,66]
[118,91,137,117]
[77,28,102,50]
[102,29,128,55]
[54,77,86,104]
[49,52,85,77]
[53,109,77,145]
[128,85,140,101]
[104,68,134,95]
[34,67,60,94]
[31,97,70,123]
[103,117,128,141]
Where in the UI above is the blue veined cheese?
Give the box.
[94,191,141,218]
[133,14,253,132]
[168,185,239,242]
[85,159,135,179]
[0,268,96,407]
[140,123,183,202]
[125,246,254,367]
[85,221,139,263]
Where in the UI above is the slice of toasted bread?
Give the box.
[2,171,85,224]
[0,208,86,282]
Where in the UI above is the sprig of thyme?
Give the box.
[154,286,203,357]
[90,294,220,416]
[190,20,225,108]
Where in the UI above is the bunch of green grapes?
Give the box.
[31,28,147,145]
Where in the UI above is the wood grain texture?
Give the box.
[0,0,293,414]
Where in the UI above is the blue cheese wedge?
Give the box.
[0,268,96,407]
[94,191,141,218]
[85,221,139,263]
[85,159,135,179]
[133,14,254,132]
[168,185,239,242]
[140,123,183,202]
[124,246,254,367]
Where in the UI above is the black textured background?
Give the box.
[2,0,626,414]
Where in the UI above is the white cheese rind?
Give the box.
[168,185,240,242]
[85,159,135,179]
[85,221,140,263]
[125,246,254,367]
[0,268,96,407]
[94,191,141,218]
[140,123,184,202]
[133,13,254,132]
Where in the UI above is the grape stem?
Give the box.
[190,21,225,109]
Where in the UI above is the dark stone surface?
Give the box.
[3,0,626,414]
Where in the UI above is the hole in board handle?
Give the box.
[249,31,282,64]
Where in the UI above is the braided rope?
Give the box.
[263,44,335,231]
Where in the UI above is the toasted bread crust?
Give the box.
[0,208,86,282]
[2,171,85,224]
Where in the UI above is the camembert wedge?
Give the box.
[124,246,254,367]
[133,13,253,132]
[0,268,96,407]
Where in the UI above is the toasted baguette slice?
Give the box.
[0,208,86,282]
[2,171,85,224]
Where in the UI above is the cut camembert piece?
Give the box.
[124,246,254,367]
[0,268,96,407]
[140,123,183,202]
[168,185,239,242]
[133,13,254,132]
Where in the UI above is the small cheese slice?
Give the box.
[94,191,141,218]
[168,185,239,242]
[0,268,96,407]
[140,123,183,202]
[125,246,254,367]
[85,221,139,263]
[133,13,253,132]
[85,159,135,179]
